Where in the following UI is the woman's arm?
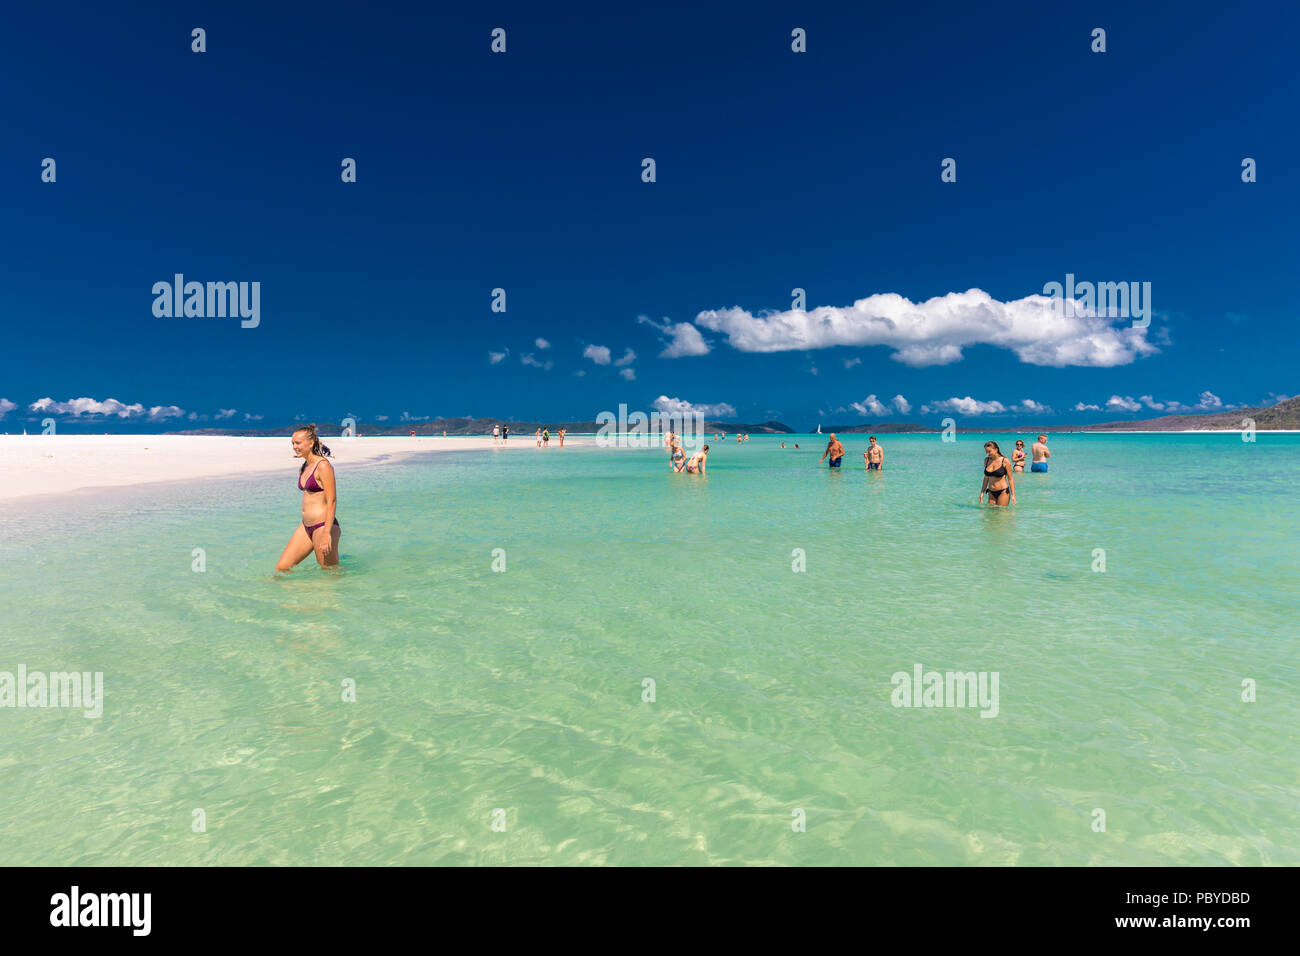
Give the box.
[1006,459,1016,503]
[318,461,337,552]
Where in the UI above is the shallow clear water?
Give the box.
[1,433,1297,865]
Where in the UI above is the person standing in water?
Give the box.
[542,428,550,447]
[684,444,709,474]
[980,440,1016,507]
[501,424,509,443]
[864,435,884,470]
[558,428,566,447]
[1031,434,1051,472]
[277,424,341,571]
[820,433,845,468]
[1011,440,1026,472]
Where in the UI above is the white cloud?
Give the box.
[1196,390,1223,410]
[1139,395,1164,411]
[215,408,237,419]
[583,344,612,365]
[0,398,15,418]
[922,396,1009,416]
[30,396,146,418]
[843,357,862,369]
[891,394,912,414]
[1011,399,1052,415]
[488,350,509,364]
[535,338,551,350]
[619,367,636,381]
[692,288,1159,367]
[1073,403,1101,412]
[850,394,890,417]
[375,414,389,421]
[244,413,264,421]
[148,405,186,421]
[1106,395,1142,413]
[809,367,818,376]
[521,353,554,370]
[574,370,586,377]
[615,347,637,367]
[652,395,737,419]
[638,315,711,358]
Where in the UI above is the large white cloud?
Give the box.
[850,395,890,417]
[30,396,146,418]
[692,288,1158,367]
[1106,395,1142,413]
[922,397,1008,416]
[0,398,15,419]
[652,395,737,419]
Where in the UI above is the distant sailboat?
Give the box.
[816,424,822,434]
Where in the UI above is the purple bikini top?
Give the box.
[299,460,326,492]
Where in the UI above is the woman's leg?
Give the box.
[276,525,316,571]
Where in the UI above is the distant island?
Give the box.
[159,394,1297,437]
[177,417,797,437]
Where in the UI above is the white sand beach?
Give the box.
[0,434,587,501]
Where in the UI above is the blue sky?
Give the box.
[2,0,1296,431]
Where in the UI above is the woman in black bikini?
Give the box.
[276,424,341,570]
[980,440,1016,507]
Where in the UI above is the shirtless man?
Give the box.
[820,433,845,468]
[864,435,884,470]
[1031,434,1051,473]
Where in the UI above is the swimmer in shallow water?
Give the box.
[1031,434,1051,472]
[1011,440,1026,472]
[684,444,709,474]
[980,440,1016,507]
[277,424,341,570]
[864,435,884,470]
[820,433,844,468]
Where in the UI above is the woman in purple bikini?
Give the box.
[276,424,341,571]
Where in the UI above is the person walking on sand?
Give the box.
[493,423,500,445]
[501,424,509,443]
[535,428,542,447]
[1031,434,1051,473]
[820,433,845,468]
[558,428,566,447]
[864,435,884,471]
[980,440,1016,507]
[276,424,341,571]
[542,428,550,447]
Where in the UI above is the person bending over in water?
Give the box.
[1011,440,1026,472]
[277,424,341,571]
[980,440,1016,507]
[820,433,845,468]
[864,435,884,470]
[684,444,709,474]
[1031,434,1051,472]
[670,440,687,472]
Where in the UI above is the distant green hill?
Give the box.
[1080,394,1299,431]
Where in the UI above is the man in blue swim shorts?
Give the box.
[820,433,845,468]
[1031,434,1051,472]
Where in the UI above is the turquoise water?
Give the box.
[1,433,1297,865]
